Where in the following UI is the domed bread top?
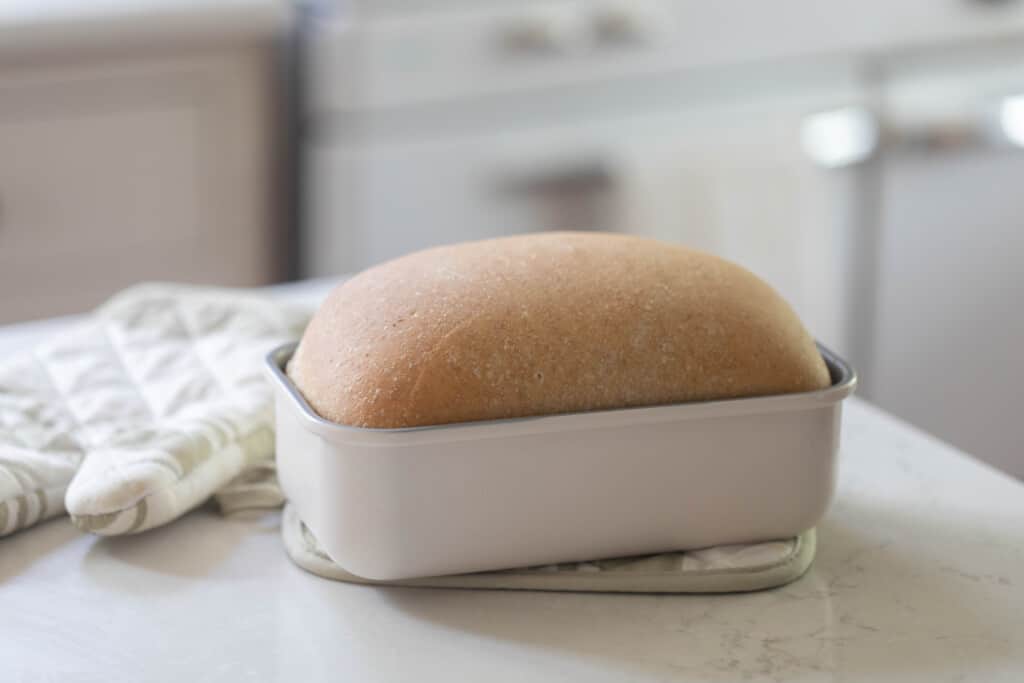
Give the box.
[287,232,831,428]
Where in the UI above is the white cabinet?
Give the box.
[0,46,283,323]
[857,54,1024,479]
[308,75,863,354]
[871,151,1024,478]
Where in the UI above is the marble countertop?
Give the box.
[1,282,1022,682]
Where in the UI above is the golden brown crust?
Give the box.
[288,232,831,428]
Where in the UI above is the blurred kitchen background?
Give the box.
[2,0,1023,478]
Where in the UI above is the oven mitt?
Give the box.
[282,504,817,593]
[0,284,310,537]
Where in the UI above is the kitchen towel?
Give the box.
[282,504,817,593]
[0,284,310,537]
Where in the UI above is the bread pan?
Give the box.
[266,342,856,581]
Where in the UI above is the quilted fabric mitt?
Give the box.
[0,284,310,537]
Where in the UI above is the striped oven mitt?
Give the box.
[0,284,310,537]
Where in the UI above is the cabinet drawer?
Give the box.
[0,102,207,320]
[0,103,203,257]
[0,55,278,323]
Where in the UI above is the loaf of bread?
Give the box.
[288,232,830,428]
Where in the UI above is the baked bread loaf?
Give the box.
[288,232,830,428]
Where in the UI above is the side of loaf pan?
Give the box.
[266,342,856,581]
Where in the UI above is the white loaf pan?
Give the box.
[267,343,856,581]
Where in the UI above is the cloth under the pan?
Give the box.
[282,504,817,593]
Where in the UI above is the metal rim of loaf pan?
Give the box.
[267,342,856,581]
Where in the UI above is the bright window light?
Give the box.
[999,95,1024,148]
[800,107,879,168]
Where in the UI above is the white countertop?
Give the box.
[2,281,1023,682]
